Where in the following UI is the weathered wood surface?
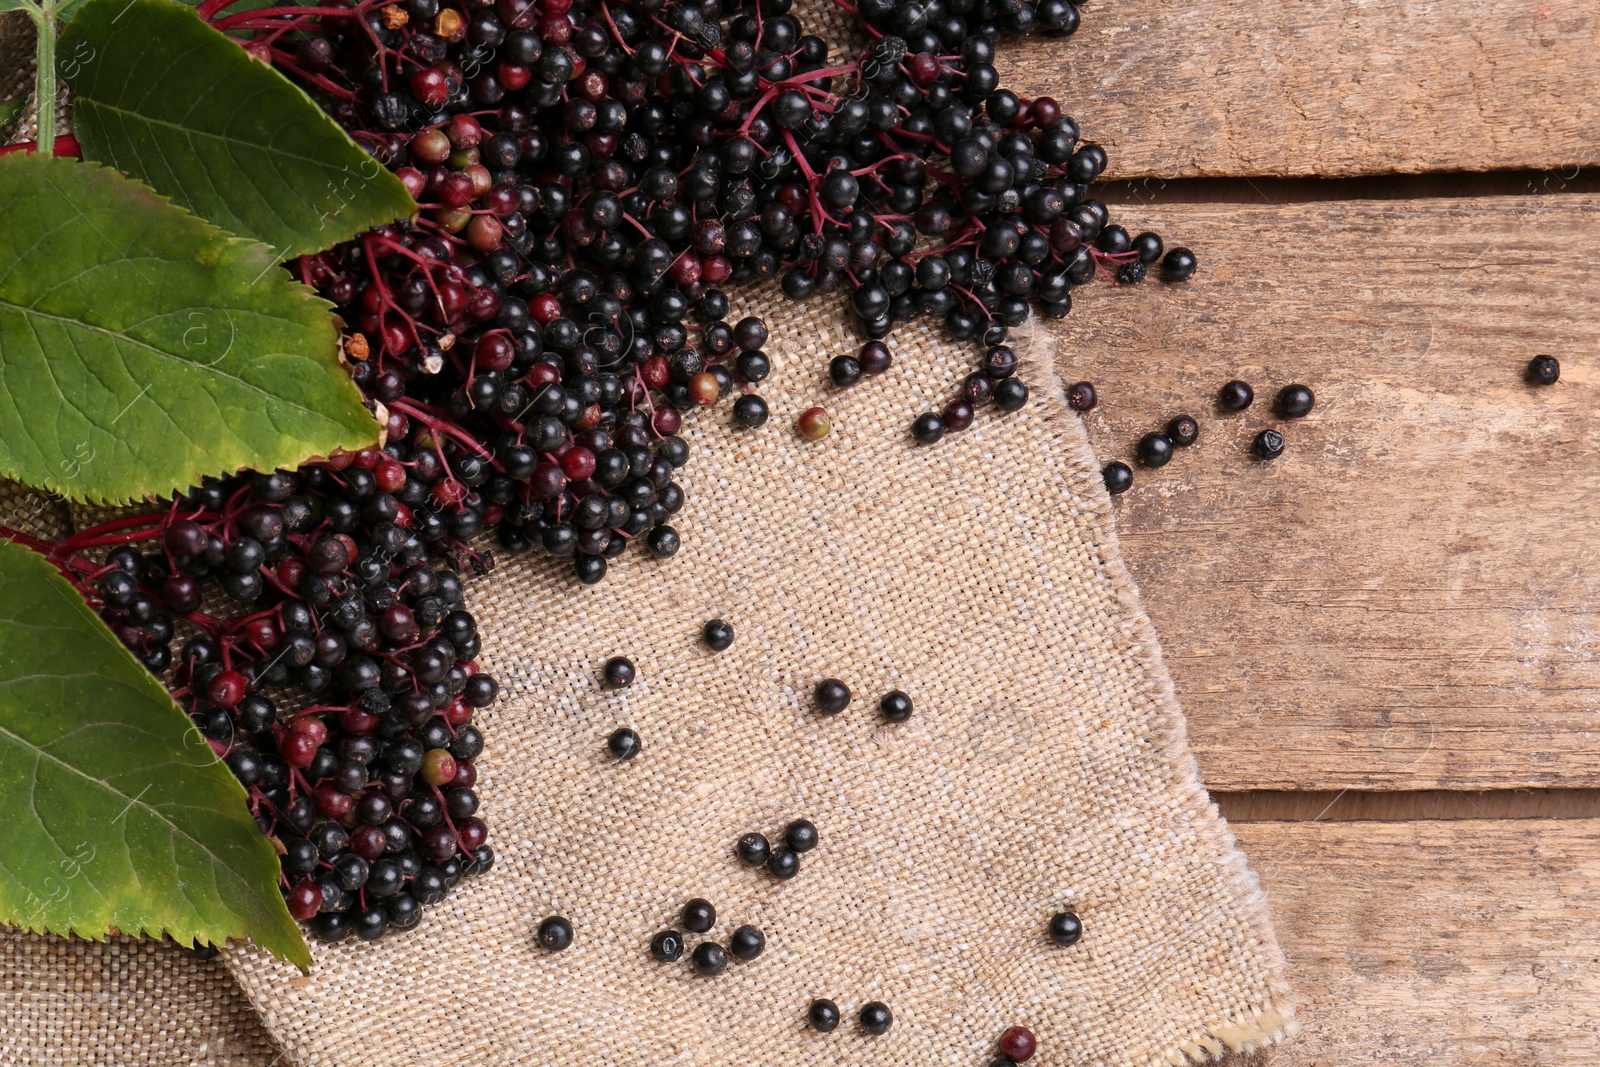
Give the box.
[1045,194,1600,791]
[1219,789,1600,823]
[1232,820,1600,1067]
[998,0,1600,179]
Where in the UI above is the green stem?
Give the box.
[31,1,57,157]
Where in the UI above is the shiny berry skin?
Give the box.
[828,355,863,387]
[911,413,946,444]
[1048,910,1083,945]
[287,880,323,920]
[1275,384,1315,418]
[1102,461,1133,495]
[537,915,573,951]
[808,998,841,1032]
[729,924,766,961]
[1162,247,1198,281]
[1218,380,1254,411]
[982,345,1017,379]
[1253,429,1286,460]
[736,832,771,866]
[702,619,734,651]
[650,929,684,962]
[999,1025,1037,1062]
[858,341,892,375]
[1137,432,1174,468]
[207,669,246,708]
[688,372,721,405]
[607,727,641,760]
[732,394,769,428]
[1067,381,1097,411]
[879,690,913,722]
[994,377,1029,412]
[859,1002,893,1035]
[766,846,800,880]
[814,678,851,714]
[942,398,975,432]
[1166,414,1199,446]
[691,942,728,976]
[682,897,716,933]
[1527,354,1561,385]
[796,406,832,440]
[603,656,635,688]
[421,748,457,786]
[784,818,818,853]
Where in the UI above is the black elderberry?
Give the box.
[1048,910,1084,946]
[829,355,864,387]
[651,930,685,962]
[1167,414,1199,446]
[537,915,574,952]
[1275,384,1316,418]
[702,619,735,651]
[682,898,716,933]
[732,394,770,427]
[1218,380,1255,411]
[766,846,800,880]
[859,1002,894,1035]
[607,727,642,760]
[1527,355,1561,385]
[736,832,771,867]
[1103,461,1134,495]
[1067,381,1097,412]
[603,656,636,689]
[879,690,913,722]
[911,413,946,444]
[994,378,1029,412]
[1162,247,1198,281]
[691,942,729,976]
[808,998,841,1033]
[728,925,766,961]
[784,819,818,853]
[1253,429,1286,460]
[1137,433,1174,468]
[814,679,851,714]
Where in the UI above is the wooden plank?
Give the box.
[1231,820,1600,1066]
[998,0,1600,179]
[1044,194,1600,790]
[1218,790,1600,822]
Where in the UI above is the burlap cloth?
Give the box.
[1,284,1296,1064]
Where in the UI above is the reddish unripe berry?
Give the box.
[468,286,499,321]
[497,61,532,90]
[291,716,328,745]
[669,253,702,287]
[279,730,319,769]
[245,616,280,651]
[484,183,520,219]
[451,760,478,789]
[164,519,208,557]
[288,880,322,921]
[999,1026,1037,1062]
[539,15,570,43]
[446,113,483,149]
[908,52,941,86]
[410,68,451,108]
[701,255,732,284]
[353,448,381,470]
[531,462,567,499]
[443,697,474,726]
[396,167,426,198]
[422,749,459,788]
[162,575,202,613]
[439,171,476,208]
[576,69,608,101]
[458,817,488,851]
[942,398,975,432]
[530,293,563,323]
[651,405,681,437]
[374,458,407,493]
[339,707,380,735]
[350,824,387,860]
[526,362,561,387]
[464,164,492,196]
[422,825,458,861]
[1030,96,1062,128]
[314,782,354,819]
[796,406,832,440]
[561,447,597,480]
[432,480,467,508]
[474,333,515,373]
[641,355,670,389]
[467,215,504,252]
[381,320,412,357]
[208,670,246,708]
[496,0,536,27]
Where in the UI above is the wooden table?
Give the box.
[1001,2,1600,1061]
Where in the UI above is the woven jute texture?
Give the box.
[214,291,1294,1067]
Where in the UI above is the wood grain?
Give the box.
[1044,194,1600,790]
[1218,790,1600,822]
[1233,820,1600,1066]
[998,0,1600,179]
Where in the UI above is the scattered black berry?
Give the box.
[766,847,800,880]
[702,619,735,652]
[736,832,771,867]
[1067,381,1097,412]
[607,727,642,761]
[808,998,842,1033]
[858,341,893,376]
[1137,432,1174,468]
[729,924,766,961]
[860,1002,894,1035]
[879,690,913,722]
[1219,380,1255,411]
[650,929,685,962]
[784,819,819,853]
[1166,414,1199,446]
[682,898,717,933]
[829,355,864,387]
[603,656,636,689]
[1162,247,1199,281]
[537,915,573,952]
[994,378,1030,413]
[1253,429,1285,460]
[1275,384,1315,418]
[691,942,729,976]
[1048,910,1083,946]
[911,413,947,444]
[1103,461,1134,495]
[1527,355,1561,385]
[732,394,770,428]
[814,679,851,714]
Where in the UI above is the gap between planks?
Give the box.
[1216,789,1600,822]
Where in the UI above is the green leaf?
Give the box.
[0,94,26,128]
[0,154,378,504]
[0,539,310,969]
[62,0,416,260]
